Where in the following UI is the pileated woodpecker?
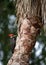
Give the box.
[8,34,16,53]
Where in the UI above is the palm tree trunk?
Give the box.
[7,0,43,65]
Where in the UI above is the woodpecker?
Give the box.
[8,34,16,53]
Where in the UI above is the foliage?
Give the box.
[0,0,17,65]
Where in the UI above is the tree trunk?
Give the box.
[7,0,43,65]
[42,0,46,35]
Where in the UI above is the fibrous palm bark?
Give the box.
[7,0,43,65]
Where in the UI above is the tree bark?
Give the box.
[7,0,43,65]
[42,0,46,35]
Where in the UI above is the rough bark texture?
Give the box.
[7,0,43,65]
[42,0,46,35]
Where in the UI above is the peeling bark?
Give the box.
[7,0,43,65]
